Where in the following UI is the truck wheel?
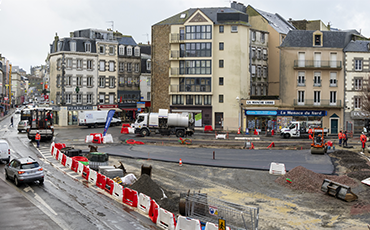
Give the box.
[176,129,185,137]
[284,133,290,139]
[140,129,149,137]
[94,124,98,129]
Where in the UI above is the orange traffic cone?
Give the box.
[250,143,255,149]
[238,127,241,135]
[179,158,182,166]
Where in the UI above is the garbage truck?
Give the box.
[132,109,195,137]
[280,121,328,138]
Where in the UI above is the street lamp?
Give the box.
[236,97,243,131]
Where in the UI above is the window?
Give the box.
[181,42,212,57]
[172,95,183,105]
[87,76,92,87]
[66,94,71,104]
[298,52,305,67]
[85,42,91,52]
[314,72,321,86]
[180,77,211,92]
[355,97,361,109]
[87,60,93,70]
[251,31,256,41]
[147,92,151,101]
[99,60,105,71]
[119,45,125,55]
[109,46,114,55]
[261,33,265,43]
[76,94,82,104]
[219,42,224,51]
[57,59,61,70]
[66,58,72,69]
[257,66,262,78]
[135,63,139,72]
[263,49,267,60]
[127,46,132,56]
[128,77,132,85]
[119,76,124,86]
[76,76,82,86]
[134,47,140,56]
[109,76,115,88]
[251,65,256,77]
[119,62,124,72]
[109,94,114,104]
[146,59,151,71]
[99,45,105,54]
[314,91,321,104]
[355,59,363,71]
[251,48,256,59]
[66,75,72,86]
[147,78,151,86]
[57,75,60,88]
[298,91,305,104]
[330,72,337,87]
[87,94,92,104]
[219,60,224,68]
[204,95,211,105]
[185,25,212,40]
[219,77,224,85]
[56,92,60,104]
[186,95,193,105]
[99,76,105,87]
[314,52,321,67]
[57,41,62,51]
[219,25,224,33]
[330,91,337,105]
[257,49,261,59]
[231,26,238,32]
[77,59,82,69]
[180,60,211,75]
[99,94,105,104]
[70,41,76,52]
[127,63,132,72]
[298,72,305,86]
[354,78,363,90]
[195,95,202,105]
[109,61,115,72]
[314,34,321,46]
[263,66,268,78]
[219,95,224,103]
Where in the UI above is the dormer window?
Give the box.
[315,35,321,45]
[119,45,125,55]
[70,41,76,52]
[313,31,323,46]
[146,59,151,71]
[85,42,91,52]
[127,46,132,56]
[134,47,140,56]
[57,41,62,52]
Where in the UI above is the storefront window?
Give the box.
[68,111,78,125]
[52,111,58,125]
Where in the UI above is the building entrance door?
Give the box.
[215,112,223,130]
[330,119,338,134]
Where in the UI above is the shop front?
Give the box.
[52,105,94,126]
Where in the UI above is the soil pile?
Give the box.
[275,166,358,193]
[128,174,179,213]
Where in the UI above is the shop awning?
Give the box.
[99,108,122,112]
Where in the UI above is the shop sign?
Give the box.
[351,111,370,119]
[67,106,93,111]
[246,110,277,115]
[98,104,118,109]
[137,101,145,108]
[246,100,275,105]
[277,110,327,116]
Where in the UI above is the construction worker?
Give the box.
[308,126,313,140]
[35,131,41,148]
[342,131,348,147]
[360,132,367,152]
[338,130,343,147]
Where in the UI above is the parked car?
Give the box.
[5,156,44,186]
[0,140,10,163]
[18,120,29,133]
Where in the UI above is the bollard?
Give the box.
[213,151,215,160]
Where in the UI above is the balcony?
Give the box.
[170,33,185,43]
[170,68,180,77]
[170,50,180,60]
[293,99,342,108]
[294,60,342,70]
[169,84,184,93]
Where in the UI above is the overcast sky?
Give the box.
[0,0,367,74]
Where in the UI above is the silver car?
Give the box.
[5,156,44,186]
[18,120,29,133]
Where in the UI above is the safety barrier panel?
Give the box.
[77,162,84,175]
[121,127,129,134]
[61,154,67,166]
[103,134,113,143]
[149,199,160,223]
[175,216,201,230]
[53,147,58,158]
[92,133,103,144]
[50,142,55,155]
[157,208,176,230]
[82,165,90,180]
[138,193,151,214]
[71,159,79,172]
[105,178,115,195]
[65,156,72,169]
[204,222,231,230]
[58,151,63,162]
[55,143,66,150]
[96,173,107,189]
[112,182,123,200]
[88,169,97,184]
[122,188,138,207]
[269,162,286,175]
[85,135,94,143]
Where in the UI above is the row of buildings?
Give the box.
[43,1,370,135]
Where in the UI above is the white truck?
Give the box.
[78,110,121,128]
[132,109,195,137]
[280,121,328,138]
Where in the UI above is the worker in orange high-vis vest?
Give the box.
[360,132,367,152]
[338,130,343,147]
[308,126,313,140]
[35,131,41,148]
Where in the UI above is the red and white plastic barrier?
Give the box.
[61,154,67,166]
[149,199,159,223]
[76,162,84,175]
[122,187,139,207]
[204,222,231,230]
[71,159,79,172]
[82,165,90,180]
[96,173,107,189]
[65,156,72,169]
[50,142,55,155]
[157,208,176,230]
[105,178,115,195]
[103,134,113,143]
[112,182,123,200]
[88,169,97,184]
[175,216,202,230]
[92,133,103,144]
[138,193,151,214]
[85,135,94,143]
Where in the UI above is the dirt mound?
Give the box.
[275,166,358,193]
[128,174,179,213]
[328,150,370,180]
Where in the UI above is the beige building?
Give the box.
[279,30,359,134]
[152,2,250,130]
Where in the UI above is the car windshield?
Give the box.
[21,162,40,169]
[289,124,296,129]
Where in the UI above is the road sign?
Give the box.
[218,218,226,230]
[209,206,218,216]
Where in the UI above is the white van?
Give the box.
[0,140,10,163]
[78,110,121,128]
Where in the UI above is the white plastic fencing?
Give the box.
[77,162,84,175]
[175,216,202,230]
[50,142,55,154]
[88,169,97,184]
[85,135,93,143]
[138,193,151,214]
[58,152,63,162]
[269,162,286,175]
[204,222,231,230]
[65,156,72,169]
[103,134,113,143]
[112,182,123,200]
[157,208,176,230]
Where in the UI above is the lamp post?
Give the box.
[236,97,243,131]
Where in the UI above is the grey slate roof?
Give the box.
[118,36,137,46]
[280,30,357,48]
[154,7,249,26]
[344,40,370,52]
[50,37,97,53]
[253,7,295,34]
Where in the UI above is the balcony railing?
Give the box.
[294,60,342,69]
[170,50,180,59]
[170,33,185,43]
[293,99,342,107]
[170,67,180,77]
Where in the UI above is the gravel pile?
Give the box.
[275,166,358,193]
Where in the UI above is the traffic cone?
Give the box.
[238,127,241,135]
[271,130,275,136]
[179,158,182,166]
[250,143,255,150]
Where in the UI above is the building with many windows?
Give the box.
[152,2,251,130]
